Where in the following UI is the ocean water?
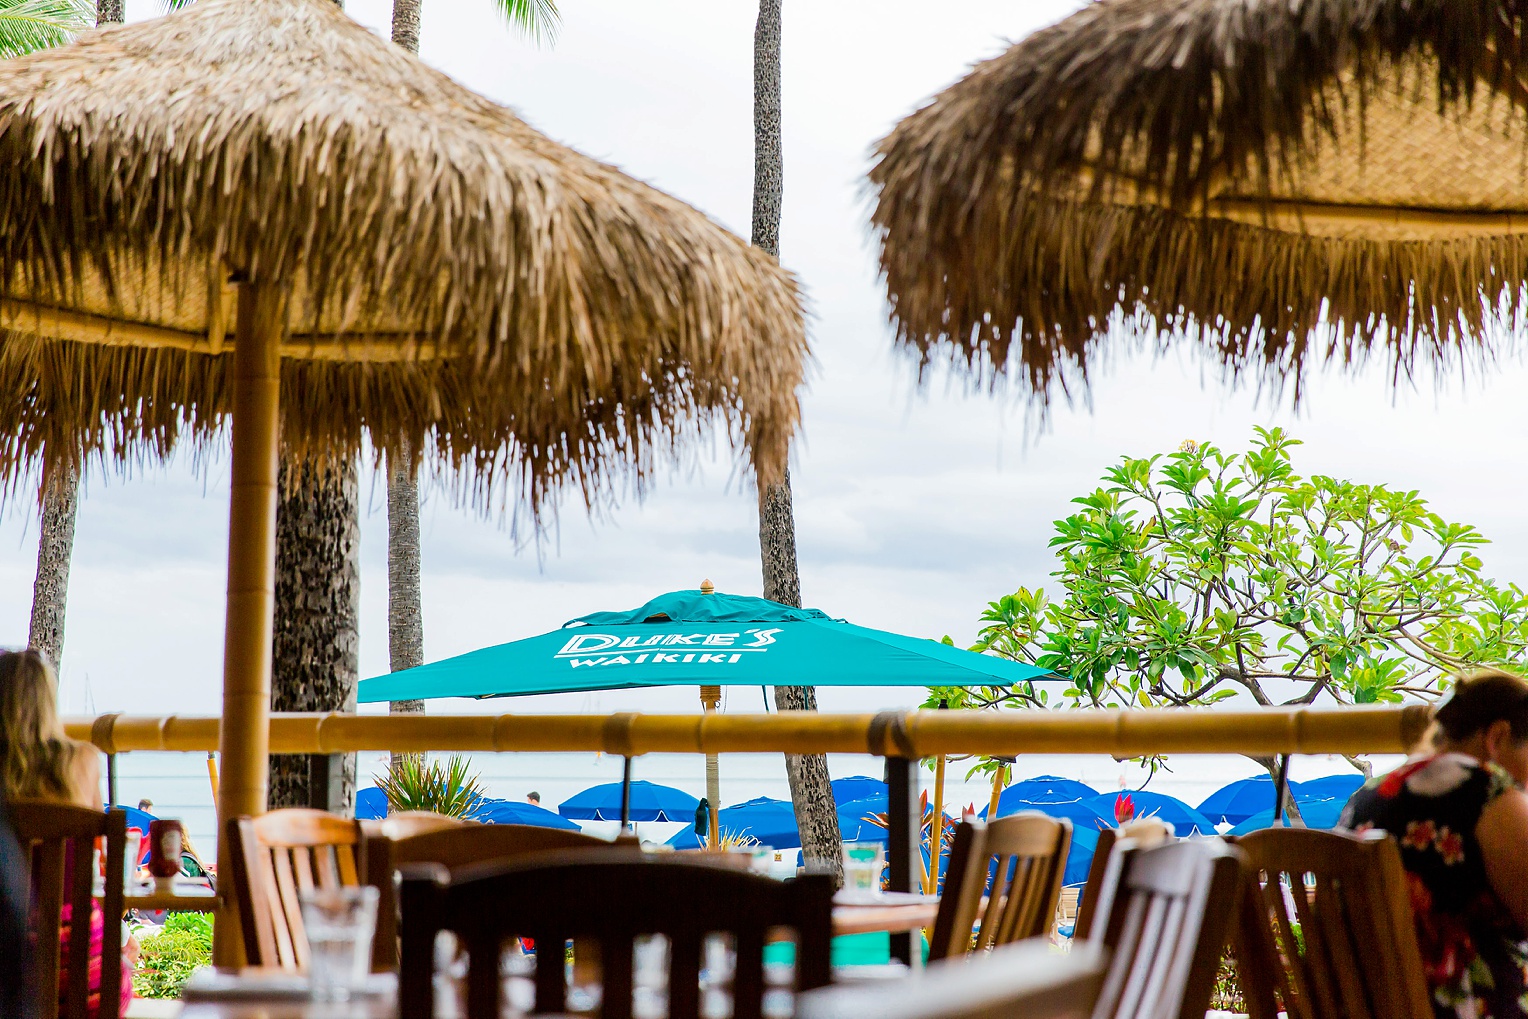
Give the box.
[110,747,1402,859]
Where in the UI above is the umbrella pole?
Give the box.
[701,685,721,848]
[926,755,946,894]
[212,281,283,967]
[207,752,219,811]
[987,759,1007,820]
[620,756,633,832]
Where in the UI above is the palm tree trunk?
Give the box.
[387,0,428,777]
[753,0,841,880]
[28,464,77,669]
[23,0,123,674]
[268,458,361,812]
[387,448,425,776]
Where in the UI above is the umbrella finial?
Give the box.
[700,579,715,594]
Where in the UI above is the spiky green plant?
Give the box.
[0,0,92,60]
[374,754,484,818]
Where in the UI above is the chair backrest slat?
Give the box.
[929,814,1071,960]
[225,808,363,972]
[1088,838,1244,1019]
[12,802,127,1019]
[1233,827,1432,1019]
[398,850,834,1019]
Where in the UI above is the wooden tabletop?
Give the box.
[829,899,939,937]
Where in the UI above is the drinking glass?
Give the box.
[841,844,884,896]
[299,885,379,1002]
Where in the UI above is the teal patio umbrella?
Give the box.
[359,589,1052,701]
[358,587,1052,835]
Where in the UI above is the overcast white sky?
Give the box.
[17,0,1528,727]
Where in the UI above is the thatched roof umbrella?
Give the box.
[0,0,804,945]
[870,0,1528,401]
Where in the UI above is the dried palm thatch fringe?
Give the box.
[0,0,807,518]
[870,0,1528,403]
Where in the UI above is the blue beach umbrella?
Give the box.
[1197,775,1308,826]
[980,777,1100,819]
[1298,774,1366,804]
[359,589,1052,702]
[984,798,1113,886]
[355,787,581,830]
[1229,797,1347,836]
[1082,791,1215,837]
[559,780,700,823]
[356,786,387,820]
[836,796,890,842]
[668,796,801,850]
[831,776,888,805]
[471,798,582,830]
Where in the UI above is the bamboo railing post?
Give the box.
[212,281,284,967]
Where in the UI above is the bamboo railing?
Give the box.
[67,704,1427,968]
[63,704,1431,759]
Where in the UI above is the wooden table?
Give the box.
[800,941,1105,1019]
[830,897,938,937]
[176,943,1100,1019]
[175,898,942,1018]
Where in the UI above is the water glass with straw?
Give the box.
[841,843,884,896]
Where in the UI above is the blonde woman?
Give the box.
[0,649,134,1016]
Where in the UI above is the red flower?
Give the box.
[1435,827,1466,866]
[1402,819,1438,852]
[1114,793,1135,823]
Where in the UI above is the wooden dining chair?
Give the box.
[10,801,127,1019]
[801,939,1106,1019]
[926,813,1071,961]
[1073,818,1174,942]
[398,848,835,1019]
[364,820,614,969]
[1086,837,1244,1019]
[1232,827,1432,1019]
[224,808,364,972]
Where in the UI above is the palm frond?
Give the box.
[0,0,92,59]
[493,0,558,45]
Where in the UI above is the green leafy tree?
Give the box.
[932,428,1528,780]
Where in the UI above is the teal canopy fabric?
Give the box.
[359,589,1051,703]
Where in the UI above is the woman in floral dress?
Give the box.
[1342,670,1528,1019]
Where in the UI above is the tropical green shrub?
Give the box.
[132,912,213,999]
[374,754,485,818]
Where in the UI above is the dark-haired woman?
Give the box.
[1341,669,1528,1019]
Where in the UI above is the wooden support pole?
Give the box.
[885,756,919,965]
[212,282,284,967]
